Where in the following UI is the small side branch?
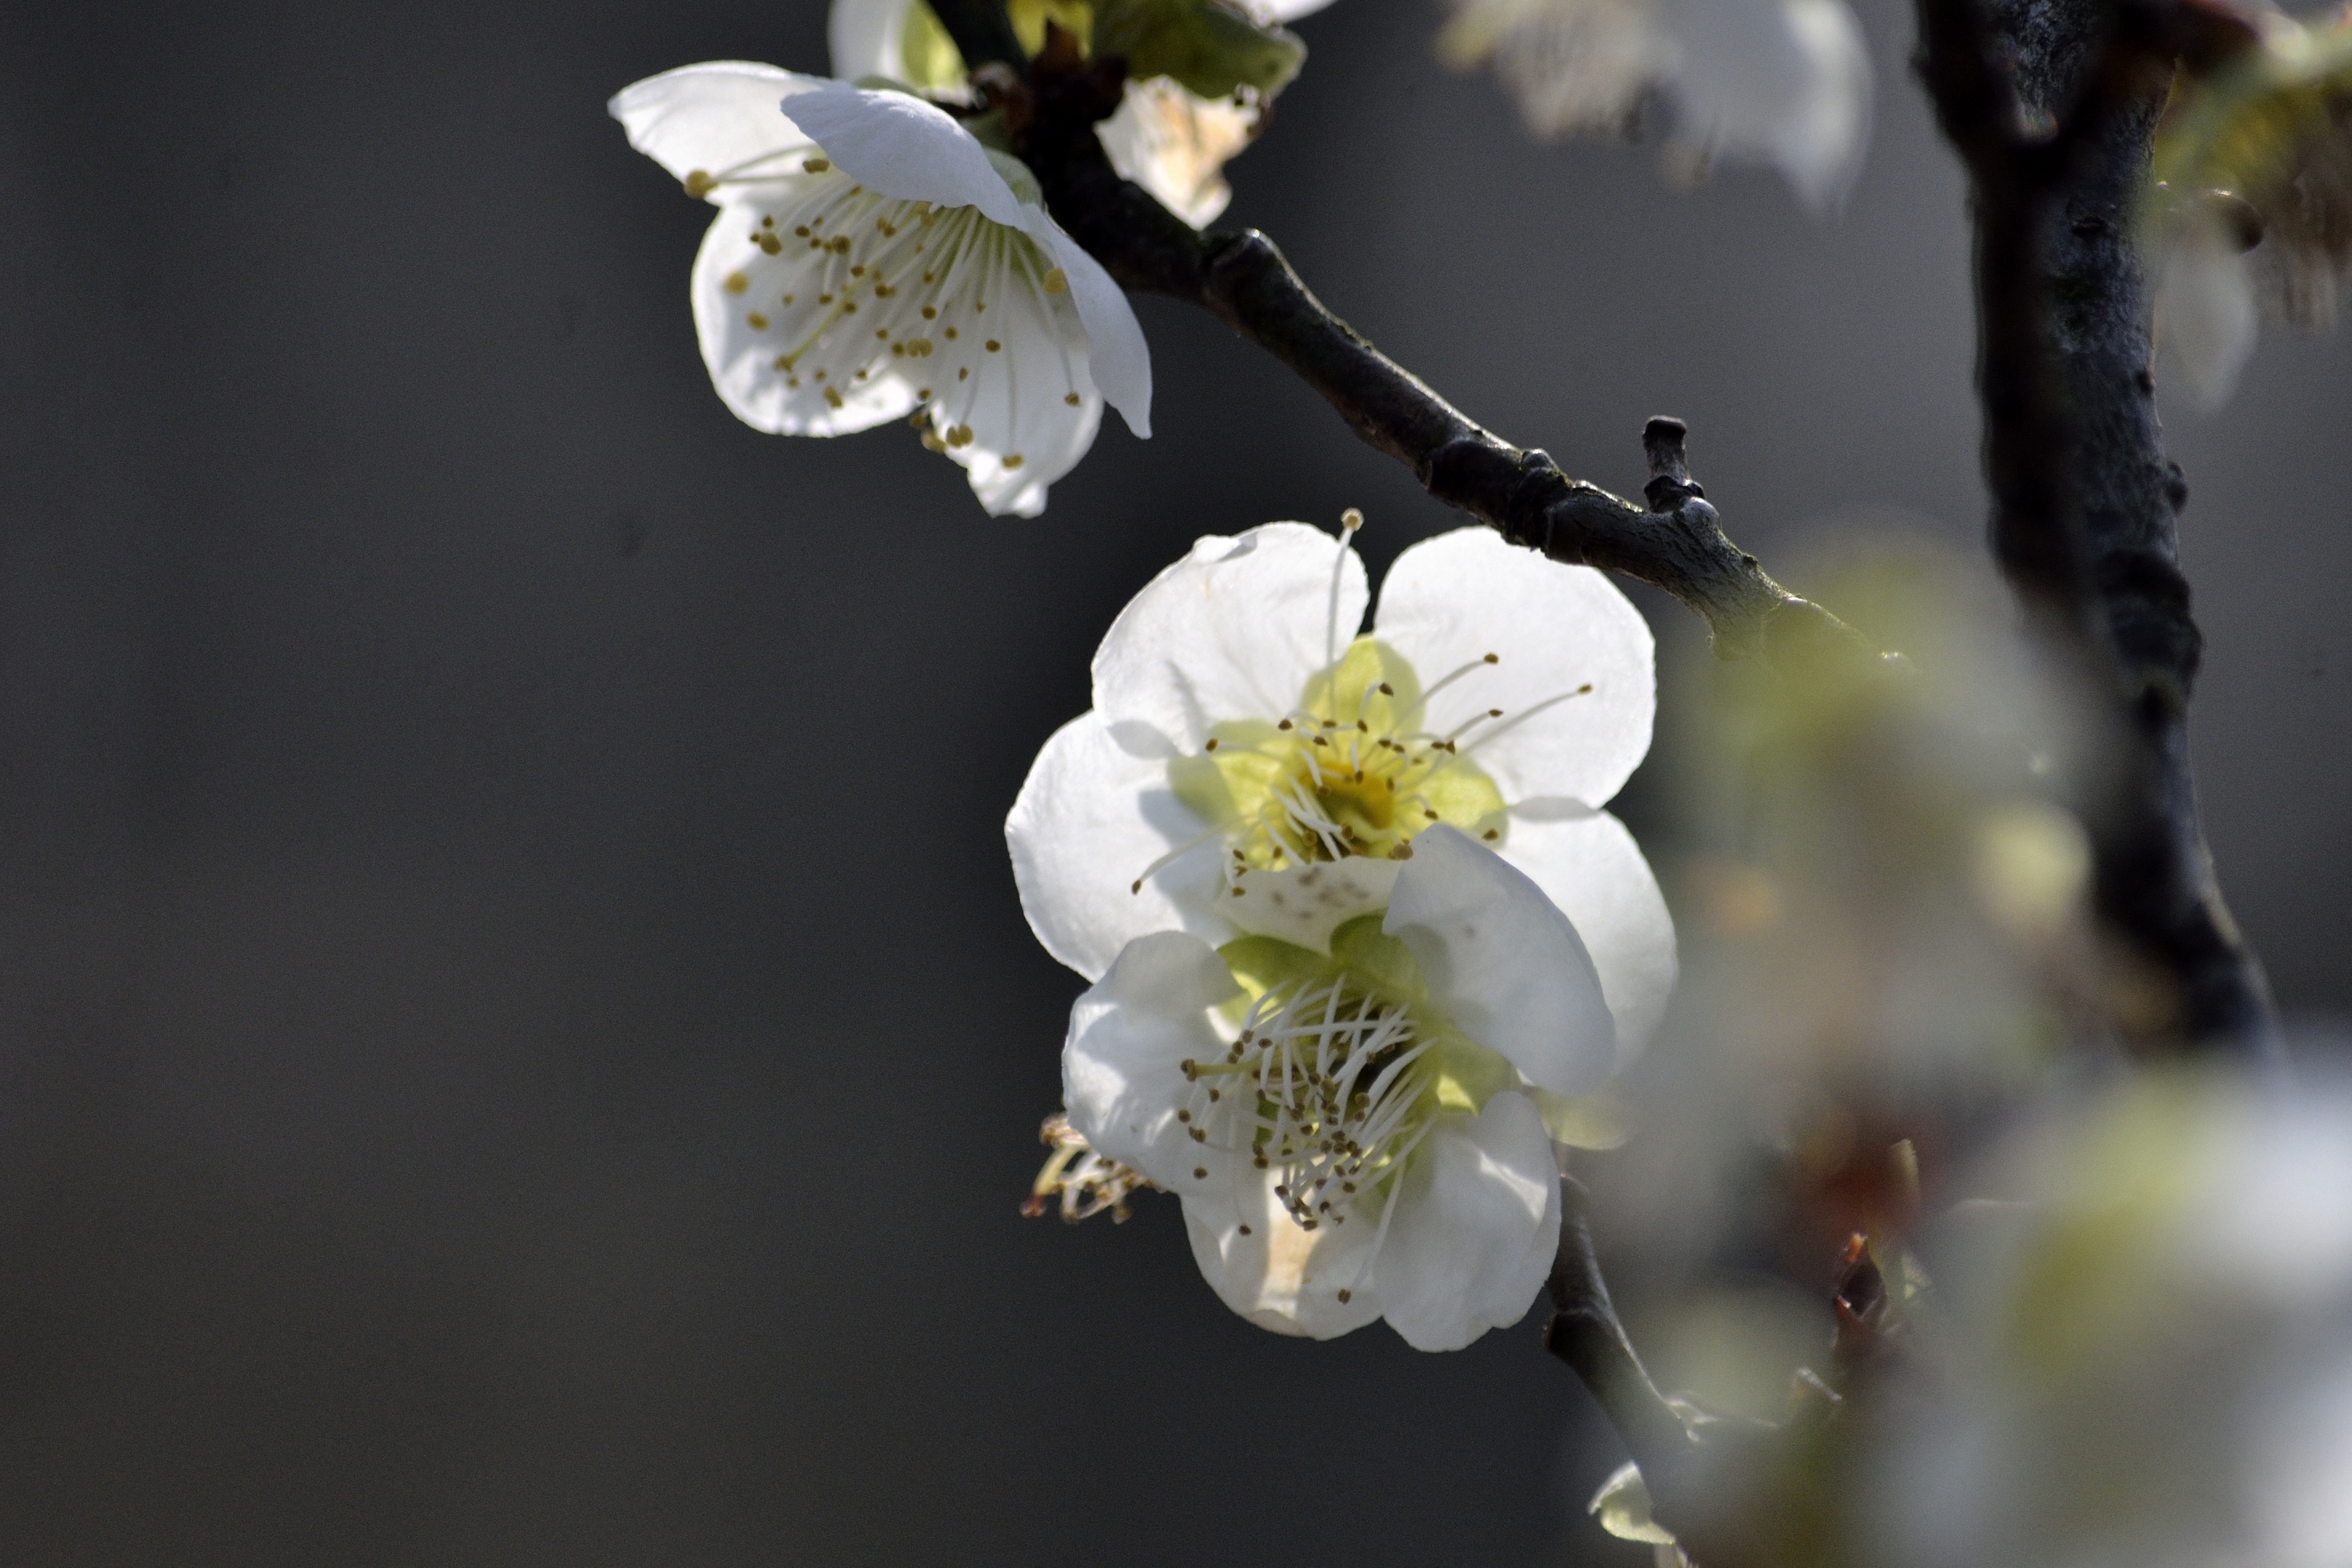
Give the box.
[1545,1178,1696,1498]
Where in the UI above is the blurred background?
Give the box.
[1,0,2345,1561]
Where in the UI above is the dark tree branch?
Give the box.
[930,11,1873,669]
[1915,0,2277,1050]
[1545,1177,1696,1495]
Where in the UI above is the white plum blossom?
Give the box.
[829,0,1336,226]
[611,64,1151,515]
[2146,13,2352,409]
[1879,1069,2352,1568]
[1440,0,1874,210]
[2155,204,2261,409]
[1008,520,1675,1059]
[1063,826,1616,1348]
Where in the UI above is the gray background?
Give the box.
[1,0,2343,1562]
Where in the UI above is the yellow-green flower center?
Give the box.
[1169,635,1511,870]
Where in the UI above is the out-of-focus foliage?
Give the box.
[1591,541,2094,1290]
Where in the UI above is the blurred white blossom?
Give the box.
[1006,520,1675,1058]
[2149,11,2352,407]
[1440,0,1874,208]
[2155,203,2261,408]
[1062,828,1613,1348]
[1879,1068,2352,1568]
[611,65,1150,515]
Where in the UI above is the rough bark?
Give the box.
[1916,0,2277,1050]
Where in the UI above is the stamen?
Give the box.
[1129,819,1233,893]
[1324,510,1363,685]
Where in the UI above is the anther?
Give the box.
[1204,739,1219,751]
[803,157,830,173]
[684,170,718,197]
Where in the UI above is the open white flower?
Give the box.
[1440,0,1873,210]
[1881,1069,2352,1568]
[611,63,1151,515]
[1064,826,1609,1348]
[1008,520,1675,1059]
[829,0,1335,226]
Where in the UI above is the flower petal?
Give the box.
[1663,0,1874,210]
[1061,932,1242,1188]
[1373,526,1654,810]
[689,190,915,437]
[1097,77,1258,227]
[1383,825,1616,1095]
[1008,713,1233,980]
[1500,805,1677,1058]
[1252,0,1337,17]
[1093,523,1370,754]
[1225,857,1402,952]
[1024,208,1153,438]
[1373,1092,1561,1351]
[828,0,910,81]
[1183,1164,1387,1339]
[687,172,1111,512]
[2158,210,2260,409]
[781,81,1029,227]
[609,62,828,189]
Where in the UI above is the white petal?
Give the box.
[1374,1093,1561,1351]
[1249,0,1336,17]
[1441,0,1670,139]
[2158,211,2259,409]
[1097,77,1258,228]
[687,176,1110,512]
[828,0,912,80]
[1061,932,1241,1188]
[1373,527,1654,810]
[1093,523,1370,753]
[1659,0,1874,209]
[1500,806,1677,1058]
[1024,208,1153,438]
[915,217,1113,514]
[781,82,1029,227]
[1383,825,1616,1095]
[1225,857,1401,952]
[1183,1164,1387,1339]
[611,63,830,191]
[690,188,913,437]
[1007,713,1232,981]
